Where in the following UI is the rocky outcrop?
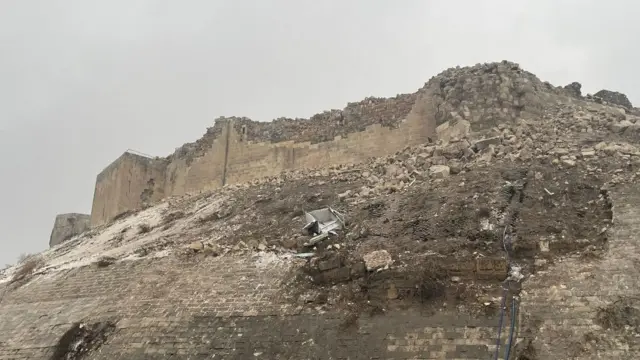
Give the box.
[594,89,633,109]
[49,213,91,247]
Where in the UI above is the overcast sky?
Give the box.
[0,0,638,266]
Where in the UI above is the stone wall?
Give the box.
[516,184,640,359]
[221,93,417,145]
[164,93,417,165]
[221,108,433,187]
[88,61,584,226]
[0,256,510,359]
[4,170,639,359]
[92,94,432,226]
[48,213,91,247]
[13,185,640,360]
[90,152,167,226]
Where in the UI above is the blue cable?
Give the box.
[504,296,518,360]
[494,222,516,360]
[493,286,508,360]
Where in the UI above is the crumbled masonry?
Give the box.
[3,60,640,359]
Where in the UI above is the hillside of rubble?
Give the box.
[2,61,640,359]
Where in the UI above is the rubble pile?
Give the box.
[227,101,639,196]
[593,89,634,109]
[7,60,639,325]
[153,93,638,278]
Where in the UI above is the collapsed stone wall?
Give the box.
[518,185,640,359]
[164,94,416,164]
[409,61,567,135]
[89,60,633,227]
[163,60,563,168]
[594,89,634,109]
[49,213,91,247]
[223,93,417,144]
[4,182,639,358]
[94,93,426,225]
[231,92,418,147]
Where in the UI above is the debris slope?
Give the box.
[2,61,640,359]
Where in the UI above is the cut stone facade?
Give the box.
[49,213,91,247]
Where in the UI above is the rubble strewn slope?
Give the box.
[2,61,640,359]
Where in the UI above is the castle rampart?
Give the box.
[89,60,584,227]
[90,91,432,226]
[90,152,168,226]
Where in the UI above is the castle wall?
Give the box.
[3,172,639,359]
[90,61,562,226]
[90,93,434,226]
[0,256,502,359]
[223,105,434,185]
[517,185,640,359]
[223,93,417,144]
[90,152,167,227]
[162,133,228,197]
[49,213,91,247]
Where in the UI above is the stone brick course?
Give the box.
[519,184,640,359]
[0,255,516,359]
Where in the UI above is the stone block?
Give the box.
[476,258,508,280]
[320,266,351,283]
[317,256,342,271]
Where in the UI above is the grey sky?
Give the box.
[1,0,638,266]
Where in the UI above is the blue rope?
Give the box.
[504,296,518,360]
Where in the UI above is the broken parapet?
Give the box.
[49,213,91,247]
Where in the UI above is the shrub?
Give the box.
[11,253,45,284]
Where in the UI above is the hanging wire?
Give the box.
[493,286,509,360]
[493,199,519,360]
[504,296,518,360]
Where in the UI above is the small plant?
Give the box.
[11,253,45,284]
[137,223,152,234]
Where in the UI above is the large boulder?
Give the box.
[49,213,91,247]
